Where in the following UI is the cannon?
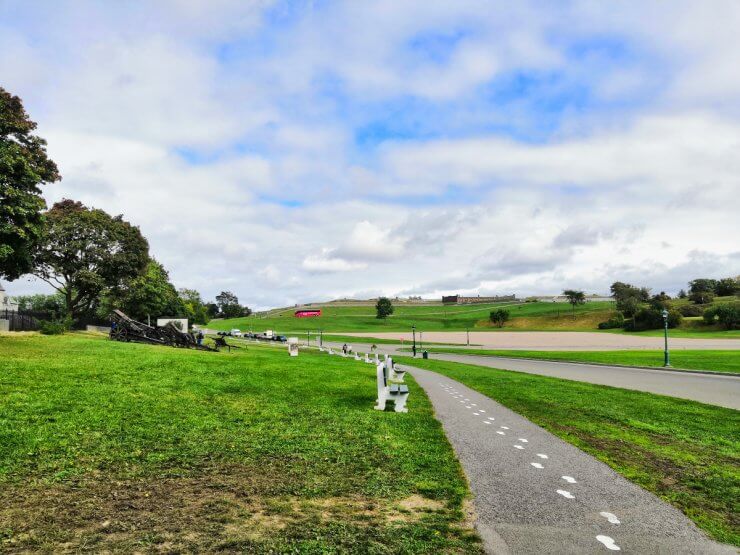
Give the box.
[109,310,217,351]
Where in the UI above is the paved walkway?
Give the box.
[319,341,740,409]
[343,331,740,350]
[423,353,740,410]
[404,364,735,554]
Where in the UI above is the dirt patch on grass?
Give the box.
[0,467,457,552]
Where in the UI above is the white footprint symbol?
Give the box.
[530,462,544,469]
[556,489,575,499]
[596,535,620,551]
[561,476,577,484]
[600,512,621,525]
[536,454,548,459]
[514,445,524,450]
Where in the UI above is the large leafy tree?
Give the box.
[0,87,61,279]
[100,259,185,323]
[32,200,149,320]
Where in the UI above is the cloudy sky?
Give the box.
[2,1,739,309]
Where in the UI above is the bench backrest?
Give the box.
[376,362,387,399]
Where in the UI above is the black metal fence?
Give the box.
[0,309,53,331]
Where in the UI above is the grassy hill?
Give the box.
[212,297,739,338]
[210,300,615,334]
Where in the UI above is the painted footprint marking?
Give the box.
[556,489,575,499]
[561,476,577,484]
[596,535,620,551]
[514,445,524,450]
[518,438,528,443]
[530,462,544,469]
[496,431,506,435]
[536,454,548,459]
[600,512,621,525]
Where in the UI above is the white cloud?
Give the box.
[2,1,740,309]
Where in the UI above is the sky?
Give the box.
[2,0,739,309]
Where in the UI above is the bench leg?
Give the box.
[393,393,409,413]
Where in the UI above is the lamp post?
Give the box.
[319,329,323,347]
[307,330,310,347]
[412,325,417,357]
[662,309,671,367]
[466,328,470,346]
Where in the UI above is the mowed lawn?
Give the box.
[411,349,740,374]
[0,334,481,553]
[209,301,614,334]
[396,356,740,546]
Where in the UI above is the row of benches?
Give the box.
[318,347,410,413]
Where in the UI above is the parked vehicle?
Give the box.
[230,329,242,337]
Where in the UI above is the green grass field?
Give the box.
[211,301,615,333]
[395,356,740,546]
[212,298,739,338]
[0,333,481,553]
[405,349,740,374]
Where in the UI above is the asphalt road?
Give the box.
[319,341,740,409]
[418,352,740,410]
[404,364,735,554]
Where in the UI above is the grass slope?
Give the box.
[396,356,740,546]
[0,333,481,553]
[408,349,740,374]
[214,298,739,338]
[212,301,615,333]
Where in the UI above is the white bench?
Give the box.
[374,362,409,412]
[385,356,406,383]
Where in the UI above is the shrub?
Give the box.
[689,290,715,304]
[679,304,705,317]
[626,308,682,331]
[489,309,510,327]
[598,313,625,329]
[704,304,739,330]
[38,317,71,335]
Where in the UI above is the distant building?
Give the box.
[0,282,19,312]
[533,295,613,303]
[442,294,516,304]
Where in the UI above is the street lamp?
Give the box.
[662,309,671,367]
[319,329,323,347]
[466,328,470,346]
[412,325,417,357]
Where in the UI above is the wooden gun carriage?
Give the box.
[109,310,217,351]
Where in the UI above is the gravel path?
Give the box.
[404,364,735,554]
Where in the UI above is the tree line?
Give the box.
[1,86,249,328]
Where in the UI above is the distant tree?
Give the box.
[375,297,394,319]
[610,281,650,314]
[689,290,715,305]
[649,292,671,310]
[1,87,61,280]
[205,302,219,319]
[715,277,739,297]
[179,288,210,325]
[216,290,243,319]
[689,278,717,295]
[100,259,184,322]
[489,308,510,328]
[13,292,65,313]
[677,288,687,299]
[31,200,149,321]
[563,289,586,319]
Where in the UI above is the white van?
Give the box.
[230,328,242,337]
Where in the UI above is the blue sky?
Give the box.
[1,0,739,308]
